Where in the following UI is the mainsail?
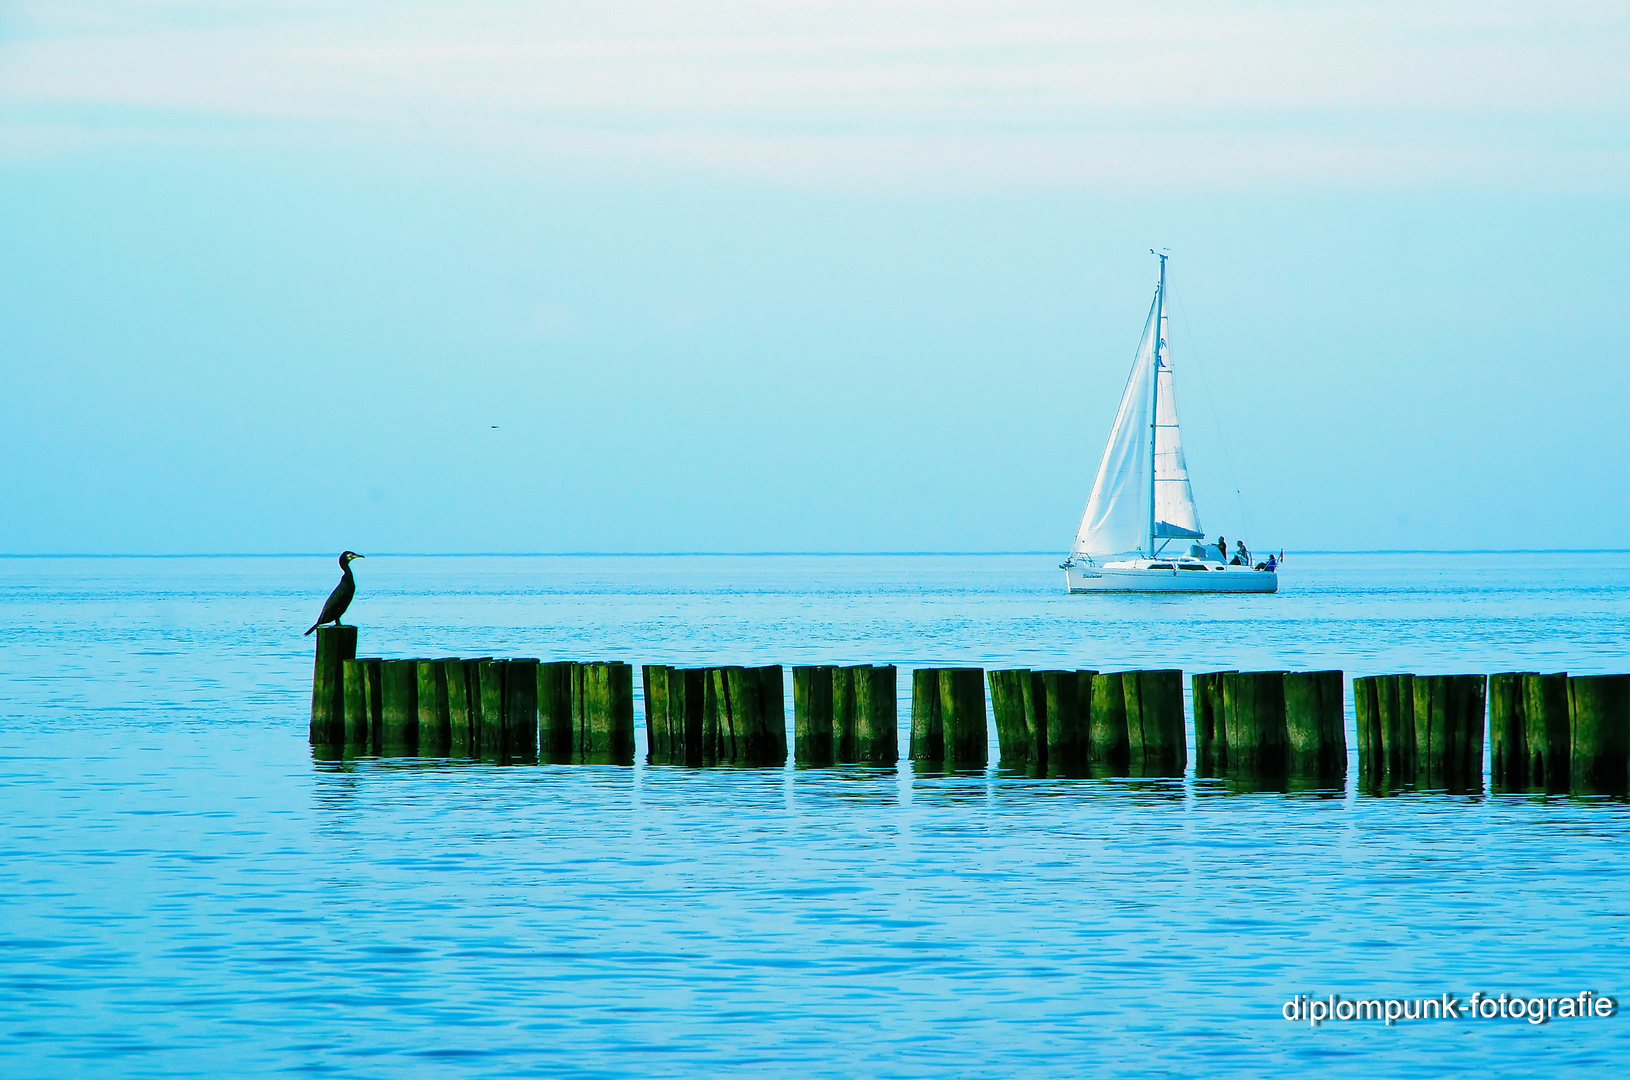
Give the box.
[1071,262,1203,558]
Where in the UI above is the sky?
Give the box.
[2,1,1627,554]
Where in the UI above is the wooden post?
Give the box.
[576,661,634,765]
[699,668,725,764]
[1042,669,1091,775]
[1354,675,1383,787]
[727,665,765,765]
[1088,672,1130,774]
[668,668,705,766]
[380,659,420,755]
[988,669,1033,769]
[1193,671,1233,778]
[1523,672,1570,792]
[580,661,610,764]
[1124,669,1185,777]
[446,659,482,759]
[910,668,944,764]
[415,659,452,757]
[1412,674,1485,790]
[478,659,508,762]
[1283,670,1346,782]
[1375,677,1414,785]
[832,666,859,763]
[309,625,358,745]
[644,665,671,764]
[1488,672,1530,791]
[740,664,787,766]
[358,658,383,754]
[940,668,987,768]
[445,659,469,757]
[1568,674,1630,796]
[536,661,573,763]
[794,666,835,766]
[1221,671,1287,779]
[342,659,368,751]
[504,659,539,763]
[854,665,898,765]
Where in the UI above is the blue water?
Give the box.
[2,552,1627,1077]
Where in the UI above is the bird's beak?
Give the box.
[353,553,364,559]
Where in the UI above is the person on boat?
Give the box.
[1236,540,1250,566]
[1215,536,1227,562]
[1265,553,1277,572]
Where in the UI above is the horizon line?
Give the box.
[3,548,1629,559]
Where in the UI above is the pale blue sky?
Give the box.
[2,2,1627,554]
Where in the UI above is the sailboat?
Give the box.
[1062,253,1277,594]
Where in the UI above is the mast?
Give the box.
[1148,250,1166,557]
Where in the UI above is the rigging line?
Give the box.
[1169,284,1258,547]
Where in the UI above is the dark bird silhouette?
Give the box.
[304,551,363,635]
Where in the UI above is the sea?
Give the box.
[1,551,1627,1077]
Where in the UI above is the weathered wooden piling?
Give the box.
[340,658,374,752]
[742,665,787,765]
[1051,671,1095,774]
[1193,671,1233,778]
[640,664,666,763]
[446,659,482,758]
[1377,673,1416,783]
[853,665,898,764]
[536,661,573,762]
[1488,672,1529,790]
[694,665,785,766]
[1088,672,1130,773]
[988,669,1092,774]
[909,668,944,763]
[830,666,858,763]
[1524,672,1571,792]
[574,661,635,765]
[645,666,704,766]
[379,658,420,755]
[416,659,453,757]
[794,665,836,766]
[1353,674,1377,783]
[1355,673,1417,787]
[504,659,539,762]
[794,664,893,766]
[1221,671,1287,779]
[642,664,706,767]
[1283,670,1347,781]
[1411,674,1486,790]
[1124,669,1185,776]
[477,659,509,761]
[988,669,1036,768]
[309,625,358,745]
[1568,674,1630,796]
[940,668,988,769]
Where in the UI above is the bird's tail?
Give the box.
[304,623,319,636]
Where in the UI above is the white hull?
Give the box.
[1065,563,1277,594]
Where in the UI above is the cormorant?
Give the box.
[304,551,363,635]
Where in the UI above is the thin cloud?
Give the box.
[3,1,1627,190]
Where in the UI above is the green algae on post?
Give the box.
[309,625,357,746]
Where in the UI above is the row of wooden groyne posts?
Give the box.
[307,628,1630,795]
